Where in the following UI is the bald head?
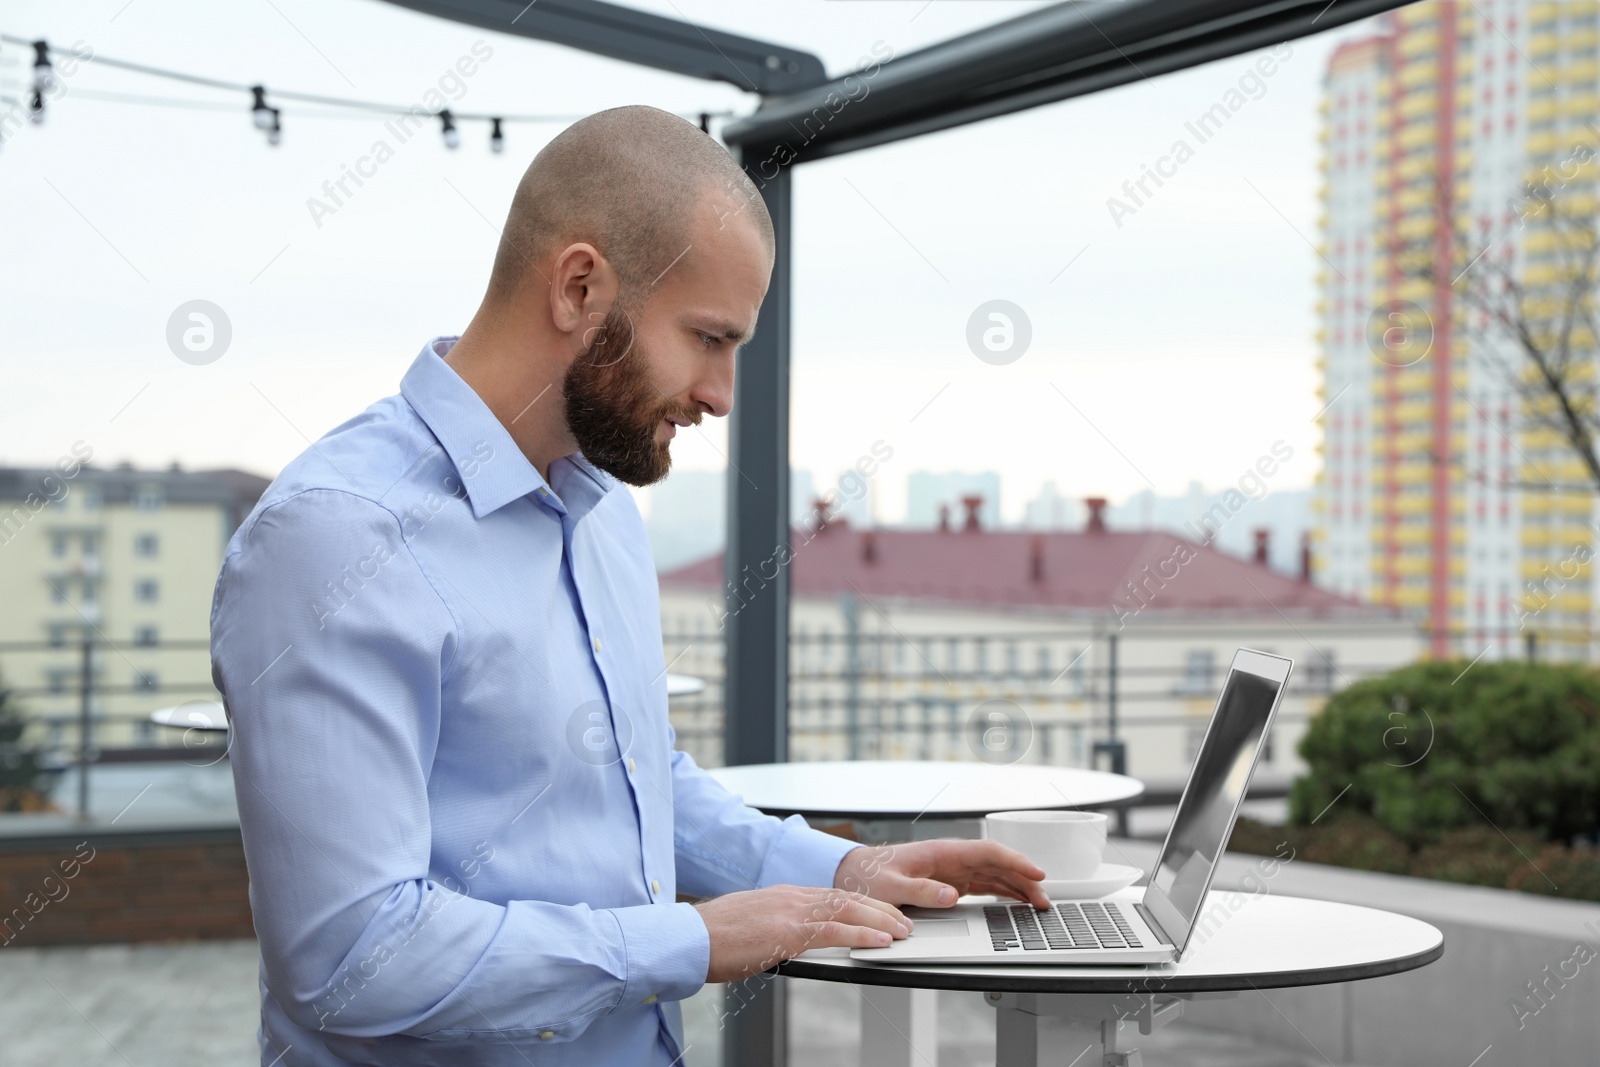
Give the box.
[486,105,774,309]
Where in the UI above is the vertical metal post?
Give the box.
[723,148,791,771]
[1525,630,1538,662]
[1092,631,1129,837]
[1106,630,1119,747]
[842,593,860,760]
[721,143,792,1067]
[77,632,92,820]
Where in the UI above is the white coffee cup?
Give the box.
[984,810,1108,881]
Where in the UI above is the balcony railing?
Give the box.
[0,624,1565,822]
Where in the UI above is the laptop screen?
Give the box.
[1145,656,1287,952]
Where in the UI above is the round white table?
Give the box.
[708,759,1144,1067]
[148,700,228,731]
[779,887,1444,1066]
[664,673,705,698]
[707,759,1143,821]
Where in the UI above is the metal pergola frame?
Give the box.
[383,2,1414,1063]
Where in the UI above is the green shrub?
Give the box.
[1290,660,1600,845]
[1226,815,1297,858]
[1408,825,1547,888]
[1298,814,1412,874]
[1508,844,1600,902]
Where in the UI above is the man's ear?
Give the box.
[548,241,619,344]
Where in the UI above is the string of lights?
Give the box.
[0,33,734,152]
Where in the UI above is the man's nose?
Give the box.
[690,354,735,419]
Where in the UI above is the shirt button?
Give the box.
[642,994,658,1005]
[539,1031,555,1040]
[592,637,602,653]
[628,757,637,774]
[651,879,661,895]
[536,487,549,497]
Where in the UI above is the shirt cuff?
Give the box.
[610,901,710,1007]
[757,814,864,890]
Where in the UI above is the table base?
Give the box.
[988,990,1232,1067]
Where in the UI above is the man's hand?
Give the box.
[691,884,912,982]
[833,839,1051,911]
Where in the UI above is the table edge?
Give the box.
[774,939,1444,994]
[748,798,1142,821]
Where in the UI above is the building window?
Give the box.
[82,535,99,558]
[47,671,70,696]
[51,535,68,558]
[1304,650,1337,692]
[50,583,67,604]
[135,671,159,692]
[135,579,159,604]
[47,625,66,649]
[133,485,164,511]
[1178,650,1215,695]
[135,626,159,647]
[82,583,98,606]
[135,533,159,558]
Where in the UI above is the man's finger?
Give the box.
[892,875,960,908]
[971,840,1048,881]
[973,873,1051,910]
[813,888,909,931]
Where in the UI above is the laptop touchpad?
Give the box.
[910,919,969,938]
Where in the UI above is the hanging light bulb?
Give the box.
[32,41,54,95]
[489,116,504,154]
[439,109,459,149]
[29,41,52,123]
[267,107,282,146]
[251,86,274,130]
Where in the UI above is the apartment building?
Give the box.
[1316,1,1600,660]
[0,462,269,744]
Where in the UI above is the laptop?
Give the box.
[851,647,1292,965]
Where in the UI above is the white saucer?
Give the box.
[1039,864,1142,899]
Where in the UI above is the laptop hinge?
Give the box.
[1135,902,1176,948]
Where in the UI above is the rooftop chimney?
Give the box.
[1300,531,1313,583]
[862,530,877,565]
[938,503,951,532]
[960,494,983,532]
[1029,536,1045,584]
[1253,528,1270,565]
[1085,497,1107,533]
[812,497,832,534]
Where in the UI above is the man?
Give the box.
[210,105,1048,1067]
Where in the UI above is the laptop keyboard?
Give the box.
[984,902,1143,952]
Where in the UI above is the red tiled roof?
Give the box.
[659,521,1385,619]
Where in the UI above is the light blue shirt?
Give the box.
[210,336,859,1067]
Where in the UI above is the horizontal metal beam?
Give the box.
[378,0,827,94]
[722,0,1410,160]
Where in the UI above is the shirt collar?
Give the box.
[401,336,594,519]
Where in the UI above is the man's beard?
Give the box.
[563,300,697,487]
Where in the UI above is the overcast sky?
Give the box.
[0,0,1378,523]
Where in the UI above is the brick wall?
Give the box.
[0,828,255,948]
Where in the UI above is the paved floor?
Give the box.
[0,938,1346,1067]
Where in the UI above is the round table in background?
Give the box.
[664,673,705,698]
[707,759,1145,1067]
[707,759,1143,821]
[148,700,228,732]
[780,887,1444,1067]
